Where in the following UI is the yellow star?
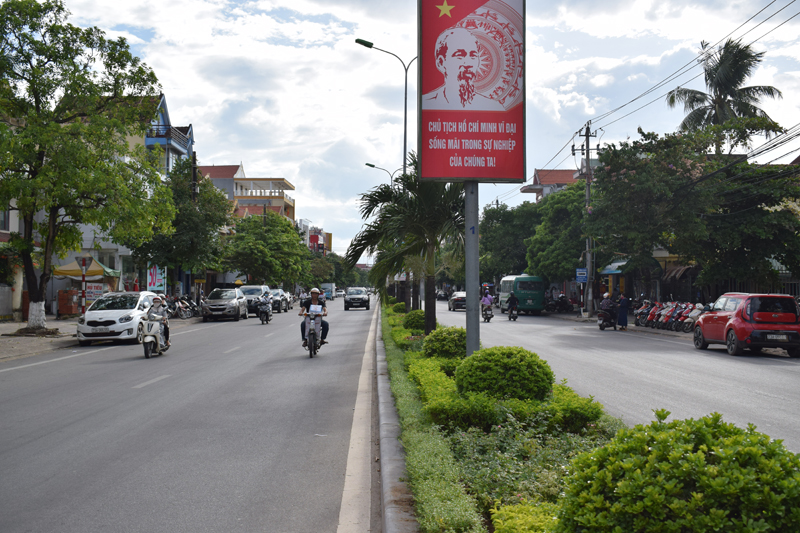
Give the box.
[436,0,455,17]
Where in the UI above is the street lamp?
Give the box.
[365,163,403,182]
[356,38,417,176]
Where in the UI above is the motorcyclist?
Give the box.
[299,288,329,347]
[600,292,617,321]
[506,291,519,314]
[148,295,170,348]
[481,290,493,314]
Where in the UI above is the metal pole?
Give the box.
[81,258,86,315]
[465,182,480,356]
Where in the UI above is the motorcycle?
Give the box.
[482,305,493,322]
[555,294,573,313]
[180,295,200,317]
[681,303,706,333]
[142,313,169,359]
[597,308,617,331]
[508,305,518,321]
[634,300,652,327]
[258,297,273,324]
[304,308,324,358]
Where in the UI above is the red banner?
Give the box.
[418,0,525,182]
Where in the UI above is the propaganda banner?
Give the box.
[418,0,525,182]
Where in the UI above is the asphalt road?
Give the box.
[436,301,800,452]
[0,302,377,533]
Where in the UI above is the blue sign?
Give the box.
[576,268,588,283]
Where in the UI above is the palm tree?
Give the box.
[346,153,464,334]
[666,39,782,149]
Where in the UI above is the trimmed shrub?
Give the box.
[456,346,554,402]
[392,302,407,314]
[492,501,559,533]
[387,296,397,305]
[556,410,800,532]
[403,309,426,330]
[391,327,423,350]
[422,326,467,360]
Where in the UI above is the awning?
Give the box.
[663,265,693,281]
[599,261,626,275]
[53,258,120,281]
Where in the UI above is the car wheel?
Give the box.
[693,327,708,350]
[726,330,744,355]
[136,322,144,344]
[366,305,370,310]
[243,307,248,319]
[344,305,349,311]
[234,311,240,321]
[202,316,208,323]
[788,348,800,358]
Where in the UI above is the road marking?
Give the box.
[337,305,376,532]
[0,345,118,373]
[133,375,171,389]
[264,333,275,339]
[223,347,239,354]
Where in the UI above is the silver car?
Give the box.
[201,288,248,322]
[76,291,157,346]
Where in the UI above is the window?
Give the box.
[724,298,743,311]
[517,280,544,291]
[712,298,727,311]
[0,208,9,231]
[746,297,799,317]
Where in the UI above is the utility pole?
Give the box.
[191,151,198,202]
[574,122,597,316]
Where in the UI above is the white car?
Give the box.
[336,289,346,298]
[77,291,157,346]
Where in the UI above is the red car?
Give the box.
[693,292,800,356]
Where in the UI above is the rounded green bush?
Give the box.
[392,302,407,314]
[422,326,467,360]
[403,309,426,331]
[386,296,397,305]
[455,346,554,401]
[556,410,800,532]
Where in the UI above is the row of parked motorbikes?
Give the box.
[163,295,201,319]
[632,300,706,333]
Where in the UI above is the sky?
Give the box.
[65,0,800,259]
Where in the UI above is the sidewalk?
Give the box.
[544,310,693,339]
[0,317,81,362]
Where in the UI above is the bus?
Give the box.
[498,275,546,315]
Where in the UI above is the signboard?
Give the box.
[86,283,106,303]
[419,0,525,182]
[147,263,166,292]
[576,268,588,283]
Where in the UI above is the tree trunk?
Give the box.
[28,300,47,329]
[412,277,420,310]
[424,244,437,334]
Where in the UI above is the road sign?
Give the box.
[576,268,588,283]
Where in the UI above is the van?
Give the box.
[498,275,546,315]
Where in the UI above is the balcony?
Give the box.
[146,125,191,152]
[235,190,295,206]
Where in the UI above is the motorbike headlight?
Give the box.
[119,314,134,323]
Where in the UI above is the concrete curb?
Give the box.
[376,307,419,533]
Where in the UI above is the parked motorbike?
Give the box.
[142,313,169,359]
[180,295,200,317]
[597,308,617,331]
[681,303,706,333]
[482,305,494,322]
[645,301,663,328]
[634,300,652,327]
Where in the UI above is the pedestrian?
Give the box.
[618,293,629,331]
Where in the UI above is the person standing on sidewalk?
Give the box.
[618,293,629,331]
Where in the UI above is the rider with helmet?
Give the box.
[148,295,170,348]
[299,288,329,347]
[506,291,519,314]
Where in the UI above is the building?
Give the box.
[200,164,295,222]
[519,168,581,201]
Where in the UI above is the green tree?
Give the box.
[666,38,782,152]
[222,213,309,286]
[479,201,540,282]
[0,0,169,329]
[127,157,231,281]
[525,183,588,282]
[346,154,464,334]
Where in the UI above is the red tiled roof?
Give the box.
[199,165,240,180]
[792,154,800,165]
[534,169,579,185]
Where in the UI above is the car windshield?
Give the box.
[348,289,366,295]
[271,289,282,296]
[88,294,139,311]
[241,288,263,296]
[748,297,798,315]
[209,290,236,300]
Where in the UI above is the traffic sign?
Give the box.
[576,268,588,283]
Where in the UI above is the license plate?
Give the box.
[527,300,533,304]
[767,334,788,341]
[92,327,109,333]
[597,319,603,325]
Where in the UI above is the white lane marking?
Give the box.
[0,345,118,373]
[336,305,376,532]
[223,347,239,354]
[133,375,171,389]
[264,333,275,339]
